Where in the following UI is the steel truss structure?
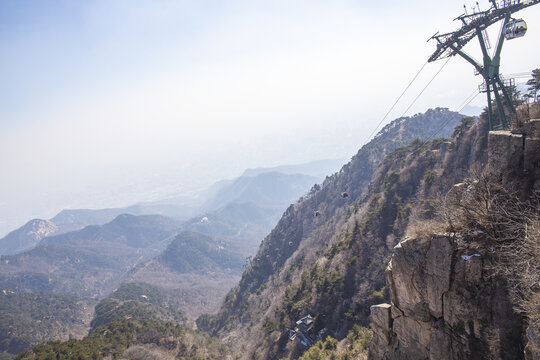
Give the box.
[429,0,539,129]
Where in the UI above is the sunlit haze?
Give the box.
[2,0,540,236]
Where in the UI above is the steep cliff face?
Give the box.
[369,120,540,360]
[369,234,522,360]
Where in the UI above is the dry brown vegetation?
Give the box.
[198,110,469,360]
[440,172,540,350]
[121,345,174,360]
[200,109,540,359]
[516,101,540,127]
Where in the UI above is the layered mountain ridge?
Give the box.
[0,170,321,256]
[9,106,540,360]
[196,108,468,359]
[196,106,540,359]
[0,160,327,356]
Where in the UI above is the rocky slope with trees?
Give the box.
[199,102,540,359]
[196,108,467,359]
[8,103,540,360]
[369,117,540,359]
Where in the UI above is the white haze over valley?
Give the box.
[1,0,540,236]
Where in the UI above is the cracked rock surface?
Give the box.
[368,234,523,360]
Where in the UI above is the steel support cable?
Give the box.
[399,57,452,119]
[457,90,481,113]
[493,17,506,58]
[363,60,429,143]
[410,89,481,156]
[425,89,480,143]
[456,88,481,112]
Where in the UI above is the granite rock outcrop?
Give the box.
[369,234,523,360]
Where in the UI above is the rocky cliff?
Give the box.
[369,234,522,359]
[369,120,540,360]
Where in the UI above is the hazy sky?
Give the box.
[1,0,540,235]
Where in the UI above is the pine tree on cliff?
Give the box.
[527,68,540,101]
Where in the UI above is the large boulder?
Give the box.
[369,234,523,360]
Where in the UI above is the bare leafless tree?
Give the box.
[444,173,540,343]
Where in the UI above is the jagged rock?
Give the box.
[369,234,523,360]
[440,141,452,159]
[444,181,477,209]
[424,235,453,318]
[386,235,452,321]
[524,138,540,172]
[487,131,523,177]
[525,324,540,360]
[369,304,392,360]
[390,305,403,319]
[392,316,431,360]
[370,304,392,333]
[521,119,540,139]
[488,123,540,188]
[428,325,452,360]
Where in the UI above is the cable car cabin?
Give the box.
[504,19,527,40]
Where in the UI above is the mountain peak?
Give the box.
[0,219,58,255]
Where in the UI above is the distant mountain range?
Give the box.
[202,172,317,211]
[50,208,130,231]
[241,158,345,178]
[0,159,329,355]
[0,214,182,299]
[0,228,242,354]
[40,214,180,249]
[0,160,334,256]
[0,167,322,301]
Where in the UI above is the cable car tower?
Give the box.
[428,0,539,130]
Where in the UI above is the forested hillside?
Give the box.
[0,291,94,355]
[196,108,467,359]
[15,317,232,360]
[123,231,244,317]
[11,104,540,360]
[0,214,181,298]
